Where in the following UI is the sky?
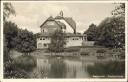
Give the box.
[8,2,118,34]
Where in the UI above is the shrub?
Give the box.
[96,49,106,53]
[14,55,36,71]
[64,47,80,52]
[4,60,29,78]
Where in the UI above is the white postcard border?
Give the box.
[1,0,128,82]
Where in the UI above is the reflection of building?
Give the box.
[37,11,90,49]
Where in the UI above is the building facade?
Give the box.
[37,11,89,49]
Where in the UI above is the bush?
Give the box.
[4,60,29,78]
[14,55,36,71]
[96,49,106,53]
[64,47,80,52]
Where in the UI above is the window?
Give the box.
[40,38,42,40]
[44,43,47,47]
[43,38,45,40]
[76,38,79,40]
[42,29,44,33]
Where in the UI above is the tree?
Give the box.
[3,2,16,61]
[4,21,19,63]
[48,29,66,53]
[84,23,97,41]
[4,21,18,49]
[95,16,125,48]
[15,29,36,55]
[112,3,125,17]
[3,2,16,22]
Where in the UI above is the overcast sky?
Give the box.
[8,2,118,33]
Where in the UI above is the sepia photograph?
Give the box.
[1,1,126,79]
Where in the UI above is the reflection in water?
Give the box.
[34,56,124,78]
[65,59,91,78]
[36,57,94,78]
[87,61,125,78]
[48,58,66,78]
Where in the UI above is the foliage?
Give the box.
[15,29,36,54]
[4,60,29,78]
[34,33,41,38]
[3,2,16,22]
[4,21,18,49]
[3,3,36,78]
[14,55,36,71]
[87,61,125,77]
[112,3,125,17]
[95,16,125,48]
[96,49,106,53]
[4,22,18,78]
[48,29,66,52]
[84,4,125,48]
[64,47,80,52]
[4,22,36,54]
[84,23,97,41]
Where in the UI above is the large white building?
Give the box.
[37,11,93,49]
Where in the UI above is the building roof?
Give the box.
[40,16,66,29]
[40,16,54,27]
[64,17,76,31]
[55,21,66,29]
[40,16,76,31]
[55,16,76,31]
[55,16,63,19]
[47,16,55,21]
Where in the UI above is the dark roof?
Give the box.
[40,16,55,27]
[55,16,76,31]
[55,21,66,29]
[47,16,54,21]
[55,16,63,19]
[40,16,76,33]
[64,17,76,31]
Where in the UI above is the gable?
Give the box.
[41,21,59,28]
[55,19,74,33]
[40,20,61,33]
[55,17,76,33]
[40,15,77,33]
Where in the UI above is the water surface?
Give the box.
[31,56,125,78]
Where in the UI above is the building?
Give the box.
[37,11,89,49]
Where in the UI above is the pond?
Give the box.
[31,56,125,78]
